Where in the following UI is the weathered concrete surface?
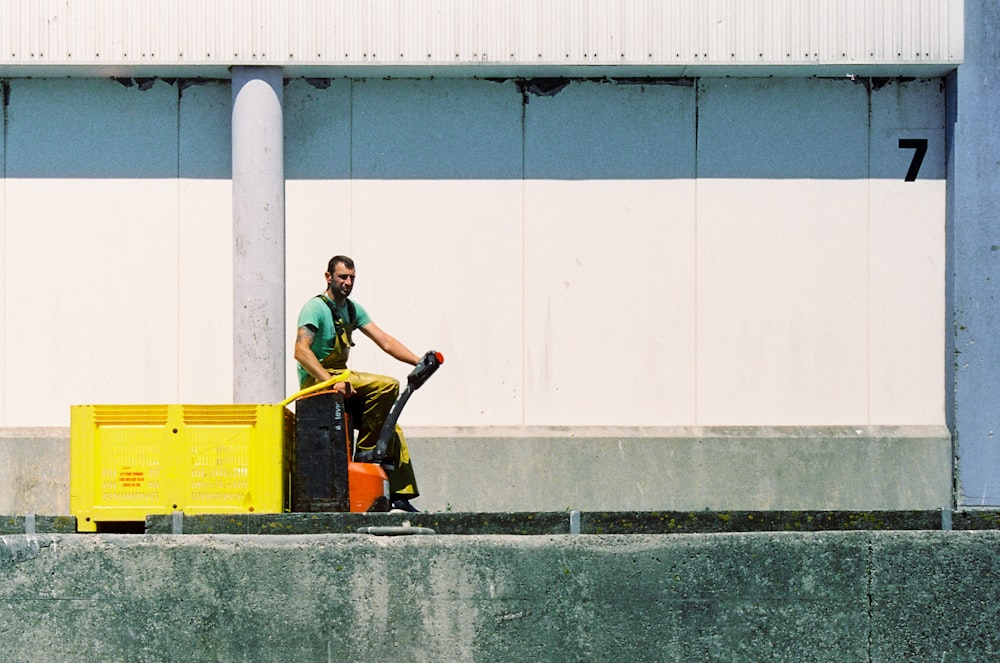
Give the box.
[407,426,953,512]
[0,426,951,516]
[0,515,76,534]
[1,531,997,662]
[0,428,70,516]
[144,510,1000,536]
[4,509,998,536]
[869,532,1000,660]
[950,0,1000,506]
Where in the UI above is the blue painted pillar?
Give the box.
[951,3,1000,506]
[231,67,285,404]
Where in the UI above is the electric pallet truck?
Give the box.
[287,350,443,513]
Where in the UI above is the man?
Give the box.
[294,255,422,512]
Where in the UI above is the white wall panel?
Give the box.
[178,179,233,404]
[0,76,949,429]
[282,79,354,402]
[352,79,523,427]
[4,180,180,424]
[696,78,872,425]
[697,179,871,425]
[0,78,238,424]
[285,178,353,403]
[869,79,946,425]
[2,79,181,425]
[521,79,698,425]
[523,180,698,425]
[285,78,525,426]
[178,82,232,404]
[869,180,945,425]
[350,180,525,427]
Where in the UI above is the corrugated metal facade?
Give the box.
[0,0,963,76]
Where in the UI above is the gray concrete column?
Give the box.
[231,67,285,404]
[951,3,1000,506]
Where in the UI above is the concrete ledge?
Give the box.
[0,425,953,514]
[1,531,997,661]
[407,425,953,512]
[4,509,999,535]
[0,515,77,534]
[142,509,1000,535]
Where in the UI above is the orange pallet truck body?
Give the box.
[287,350,443,513]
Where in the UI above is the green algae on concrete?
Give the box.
[145,511,572,535]
[5,530,1000,661]
[0,515,77,534]
[140,510,980,536]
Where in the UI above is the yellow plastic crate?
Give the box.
[70,404,292,532]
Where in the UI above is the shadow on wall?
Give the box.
[4,77,232,179]
[1,76,945,182]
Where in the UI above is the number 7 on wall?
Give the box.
[898,138,928,182]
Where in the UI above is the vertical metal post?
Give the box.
[941,507,953,531]
[231,66,285,404]
[172,511,184,535]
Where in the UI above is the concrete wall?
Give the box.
[950,0,1000,506]
[1,530,998,661]
[0,425,951,516]
[406,426,952,513]
[0,428,69,516]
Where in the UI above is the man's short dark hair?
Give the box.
[328,255,355,272]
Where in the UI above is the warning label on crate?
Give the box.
[117,468,146,489]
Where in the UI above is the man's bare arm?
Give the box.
[359,322,420,365]
[293,326,349,391]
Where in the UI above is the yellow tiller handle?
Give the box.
[278,369,352,407]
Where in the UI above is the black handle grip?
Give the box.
[371,350,444,462]
[407,350,444,390]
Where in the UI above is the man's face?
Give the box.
[326,263,356,299]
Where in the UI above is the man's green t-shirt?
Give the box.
[296,296,372,385]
